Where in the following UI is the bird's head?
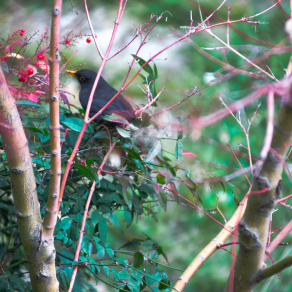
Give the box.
[66,69,106,89]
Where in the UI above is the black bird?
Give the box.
[66,69,136,125]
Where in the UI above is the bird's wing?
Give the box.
[89,95,135,121]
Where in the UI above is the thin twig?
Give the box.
[67,135,120,291]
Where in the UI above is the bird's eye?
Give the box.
[80,76,85,81]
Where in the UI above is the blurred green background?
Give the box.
[1,0,292,291]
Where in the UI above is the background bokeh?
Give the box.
[1,0,292,291]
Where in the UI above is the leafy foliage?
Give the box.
[0,28,193,292]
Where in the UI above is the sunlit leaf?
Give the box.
[103,114,129,125]
[145,140,162,162]
[175,141,183,160]
[8,53,25,59]
[116,127,131,138]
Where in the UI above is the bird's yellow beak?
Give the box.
[66,70,77,78]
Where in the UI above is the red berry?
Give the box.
[66,39,71,44]
[43,68,48,74]
[20,32,24,36]
[4,55,8,59]
[30,80,35,84]
[18,76,24,82]
[22,76,28,82]
[19,70,23,74]
[86,38,91,43]
[35,61,40,66]
[94,34,97,38]
[21,70,27,76]
[27,67,34,75]
[0,57,4,61]
[37,54,45,60]
[21,29,25,33]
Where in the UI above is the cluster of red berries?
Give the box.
[37,54,45,60]
[20,29,25,36]
[0,55,8,61]
[18,67,34,82]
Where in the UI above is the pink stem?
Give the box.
[57,123,88,214]
[88,1,229,123]
[84,0,125,122]
[61,128,68,148]
[56,0,126,216]
[67,136,119,291]
[135,87,165,115]
[277,194,292,203]
[42,35,49,83]
[149,87,198,117]
[248,0,283,19]
[167,185,237,235]
[255,91,275,168]
[84,0,104,59]
[225,140,251,186]
[60,50,78,72]
[264,219,292,261]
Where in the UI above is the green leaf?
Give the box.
[124,209,132,227]
[98,213,107,244]
[94,131,110,139]
[91,210,99,225]
[156,174,165,184]
[133,251,144,268]
[116,127,131,138]
[145,140,162,162]
[154,63,158,79]
[120,239,141,249]
[59,270,70,291]
[119,270,130,280]
[25,127,44,134]
[86,158,94,166]
[103,114,129,125]
[95,243,105,257]
[32,158,51,168]
[61,117,85,132]
[151,272,162,282]
[113,257,128,264]
[79,256,87,262]
[122,187,133,210]
[175,141,183,160]
[131,54,154,78]
[16,99,48,111]
[177,117,183,139]
[102,263,109,276]
[106,247,114,258]
[159,279,172,290]
[60,217,72,231]
[73,164,100,186]
[158,190,167,211]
